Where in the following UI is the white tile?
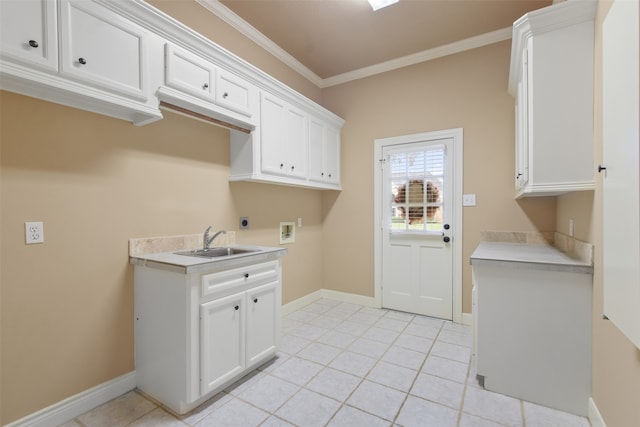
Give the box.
[374,316,410,332]
[316,330,358,348]
[288,323,330,341]
[348,337,390,359]
[314,298,342,307]
[346,380,406,421]
[459,412,507,427]
[362,326,401,344]
[430,341,472,363]
[238,375,300,412]
[259,416,296,427]
[300,301,333,314]
[437,329,473,348]
[281,318,304,334]
[197,398,268,427]
[422,355,469,384]
[395,395,459,427]
[350,311,384,325]
[225,369,266,396]
[57,420,83,427]
[381,345,426,370]
[279,334,311,355]
[410,315,445,328]
[257,353,290,374]
[285,310,319,323]
[334,320,371,336]
[359,306,388,316]
[178,392,233,425]
[383,310,415,321]
[335,302,363,313]
[327,405,391,427]
[442,321,472,334]
[366,360,418,392]
[128,407,186,426]
[276,389,341,427]
[297,342,342,365]
[270,357,324,386]
[324,308,356,320]
[305,367,362,401]
[307,315,344,329]
[76,391,156,427]
[329,351,377,377]
[395,333,434,353]
[462,387,523,427]
[410,373,465,409]
[523,401,591,427]
[404,323,441,339]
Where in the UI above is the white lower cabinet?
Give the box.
[134,258,281,414]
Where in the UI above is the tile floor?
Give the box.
[60,299,591,427]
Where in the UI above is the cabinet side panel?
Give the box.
[134,267,190,411]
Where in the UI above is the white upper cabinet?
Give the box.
[309,117,341,185]
[165,43,216,101]
[260,92,308,179]
[0,0,58,72]
[59,0,148,101]
[509,0,596,198]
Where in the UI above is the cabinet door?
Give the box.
[59,0,147,100]
[216,69,252,117]
[285,104,308,179]
[165,43,216,101]
[260,92,288,176]
[246,282,278,368]
[200,292,245,395]
[308,118,326,182]
[0,0,58,71]
[325,126,340,185]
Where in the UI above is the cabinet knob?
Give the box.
[203,83,209,89]
[244,273,250,279]
[28,40,39,48]
[598,165,607,173]
[321,172,324,177]
[78,57,87,65]
[443,236,451,243]
[253,298,258,303]
[328,174,332,178]
[234,305,239,310]
[223,92,229,98]
[280,163,284,169]
[291,166,295,171]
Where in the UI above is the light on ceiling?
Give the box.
[367,0,399,12]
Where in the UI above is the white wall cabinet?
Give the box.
[134,258,281,414]
[0,0,58,72]
[509,0,596,198]
[260,92,308,179]
[309,118,340,185]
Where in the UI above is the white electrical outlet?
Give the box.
[463,194,477,206]
[25,221,44,244]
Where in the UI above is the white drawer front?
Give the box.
[201,261,278,299]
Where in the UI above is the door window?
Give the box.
[388,144,445,233]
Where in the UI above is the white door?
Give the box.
[378,134,457,320]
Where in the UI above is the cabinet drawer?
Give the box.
[165,43,216,101]
[201,261,278,299]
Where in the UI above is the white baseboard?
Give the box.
[588,397,607,427]
[282,289,324,315]
[462,312,473,326]
[5,371,136,427]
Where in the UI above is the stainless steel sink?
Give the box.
[175,247,258,258]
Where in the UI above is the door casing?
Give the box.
[374,128,463,324]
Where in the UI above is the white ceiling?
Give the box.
[196,0,553,87]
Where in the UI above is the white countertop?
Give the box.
[470,241,593,274]
[130,245,287,274]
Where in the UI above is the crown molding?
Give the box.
[196,0,512,89]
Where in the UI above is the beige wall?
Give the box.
[556,1,640,425]
[321,40,556,312]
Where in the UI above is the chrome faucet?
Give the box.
[203,226,227,250]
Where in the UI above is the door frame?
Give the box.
[374,128,463,324]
